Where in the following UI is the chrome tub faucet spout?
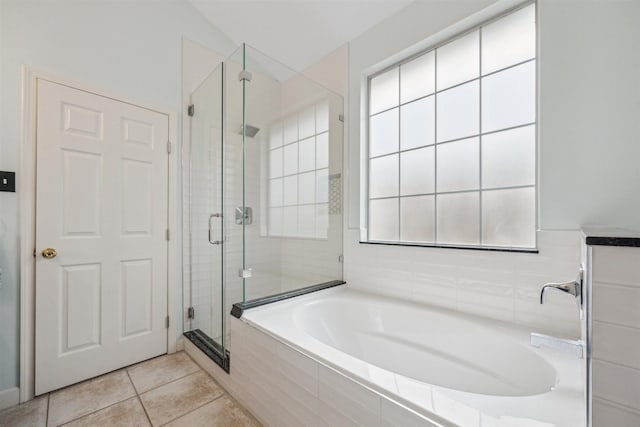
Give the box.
[540,268,584,307]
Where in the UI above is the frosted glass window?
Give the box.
[316,132,329,169]
[482,187,535,247]
[283,116,298,144]
[283,143,298,175]
[269,178,283,207]
[299,137,315,172]
[298,205,316,238]
[370,108,399,157]
[437,81,479,142]
[369,154,399,198]
[400,51,435,103]
[269,122,283,149]
[299,107,315,139]
[365,4,536,249]
[269,207,283,236]
[269,148,283,178]
[482,4,535,75]
[316,168,329,203]
[482,125,535,189]
[437,192,480,245]
[437,137,479,192]
[400,147,434,196]
[436,31,480,90]
[283,206,298,236]
[316,203,329,238]
[298,171,315,204]
[283,175,298,206]
[316,101,329,133]
[400,96,435,150]
[400,196,435,242]
[369,198,399,241]
[370,68,399,114]
[482,61,535,132]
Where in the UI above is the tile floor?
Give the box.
[0,351,261,427]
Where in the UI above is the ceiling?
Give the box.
[188,0,413,72]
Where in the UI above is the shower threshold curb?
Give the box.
[183,329,230,373]
[231,280,346,319]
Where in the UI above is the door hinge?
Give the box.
[33,248,36,258]
[166,229,170,241]
[338,254,344,263]
[167,140,172,154]
[165,316,170,329]
[187,307,195,319]
[187,104,195,117]
[338,113,344,122]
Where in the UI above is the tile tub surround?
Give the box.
[344,229,583,338]
[0,352,260,427]
[185,291,584,427]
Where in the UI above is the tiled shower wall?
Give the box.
[344,229,582,338]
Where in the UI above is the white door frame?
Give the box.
[19,66,179,403]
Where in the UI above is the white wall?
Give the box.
[538,1,640,230]
[344,0,640,336]
[347,0,640,232]
[0,0,236,393]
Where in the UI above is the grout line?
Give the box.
[158,392,225,427]
[138,370,202,397]
[593,357,640,374]
[593,396,640,416]
[125,367,140,396]
[136,395,153,427]
[55,396,138,427]
[46,393,50,427]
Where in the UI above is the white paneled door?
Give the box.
[35,79,169,395]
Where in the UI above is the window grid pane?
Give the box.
[267,100,332,239]
[367,3,536,249]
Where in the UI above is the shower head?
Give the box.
[239,124,260,138]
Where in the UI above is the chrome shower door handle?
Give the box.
[208,213,223,245]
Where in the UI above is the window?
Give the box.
[366,3,536,249]
[268,101,330,239]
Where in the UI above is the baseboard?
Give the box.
[0,387,20,411]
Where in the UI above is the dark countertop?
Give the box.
[582,227,640,247]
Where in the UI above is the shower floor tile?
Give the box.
[0,351,261,427]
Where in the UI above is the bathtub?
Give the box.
[241,286,585,426]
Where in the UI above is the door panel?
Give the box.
[35,79,169,394]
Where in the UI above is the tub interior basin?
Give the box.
[293,294,558,397]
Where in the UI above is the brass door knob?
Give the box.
[42,248,57,259]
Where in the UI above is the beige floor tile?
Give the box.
[127,352,200,394]
[61,397,149,427]
[164,395,261,427]
[0,395,48,427]
[139,371,223,426]
[48,370,136,426]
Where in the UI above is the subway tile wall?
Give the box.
[589,244,640,425]
[344,229,583,338]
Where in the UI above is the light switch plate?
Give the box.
[0,171,16,192]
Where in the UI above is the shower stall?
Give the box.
[183,44,344,369]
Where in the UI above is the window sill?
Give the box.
[359,240,539,254]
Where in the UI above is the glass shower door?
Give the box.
[184,44,343,371]
[186,62,227,358]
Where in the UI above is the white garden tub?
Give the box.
[242,286,585,426]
